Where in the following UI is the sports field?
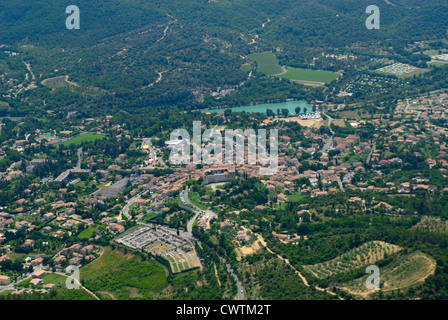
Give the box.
[59,133,106,146]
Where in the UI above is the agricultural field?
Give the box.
[341,251,436,297]
[302,241,402,279]
[240,63,254,73]
[41,75,78,90]
[247,52,283,75]
[413,216,448,233]
[277,67,340,85]
[59,133,106,146]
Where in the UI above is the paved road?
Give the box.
[404,98,410,113]
[183,188,217,234]
[183,188,202,235]
[183,188,244,300]
[142,138,166,167]
[76,147,83,170]
[366,141,376,165]
[121,191,145,220]
[306,111,334,160]
[22,60,36,81]
[336,175,345,192]
[219,256,245,300]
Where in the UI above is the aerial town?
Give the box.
[0,89,447,300]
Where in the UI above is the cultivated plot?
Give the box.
[341,251,436,296]
[302,241,402,279]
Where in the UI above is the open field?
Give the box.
[240,63,254,73]
[188,191,209,210]
[303,241,402,279]
[42,272,69,286]
[247,51,283,75]
[78,225,105,240]
[59,133,106,146]
[341,251,436,297]
[236,240,262,261]
[291,80,326,87]
[428,61,448,67]
[328,108,383,119]
[264,116,323,128]
[286,192,307,202]
[81,246,168,299]
[139,212,158,223]
[277,67,340,84]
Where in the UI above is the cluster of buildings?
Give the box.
[272,231,308,244]
[394,93,448,121]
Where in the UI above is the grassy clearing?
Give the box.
[59,133,106,146]
[188,191,209,210]
[78,225,105,240]
[287,192,306,202]
[428,61,448,67]
[399,68,431,78]
[277,67,340,83]
[240,63,254,73]
[247,52,283,75]
[81,246,168,299]
[139,212,158,223]
[6,252,27,262]
[303,241,402,279]
[42,272,68,286]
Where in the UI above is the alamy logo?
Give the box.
[168,121,278,175]
[365,265,380,290]
[65,267,80,289]
[366,5,380,30]
[66,5,80,30]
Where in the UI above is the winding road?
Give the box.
[183,188,244,300]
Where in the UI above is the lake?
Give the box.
[202,100,311,114]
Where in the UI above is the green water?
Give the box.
[202,100,311,114]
